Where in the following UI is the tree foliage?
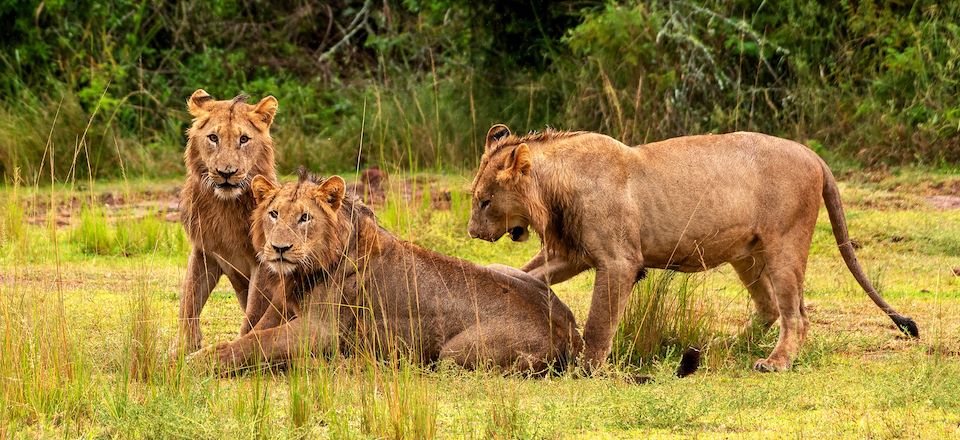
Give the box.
[1,0,958,179]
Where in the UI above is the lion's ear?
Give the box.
[315,175,346,211]
[485,124,511,152]
[497,143,532,183]
[250,95,279,127]
[251,175,280,205]
[188,89,214,116]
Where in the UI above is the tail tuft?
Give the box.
[891,315,919,338]
[675,347,701,378]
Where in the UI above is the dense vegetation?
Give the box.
[2,0,959,180]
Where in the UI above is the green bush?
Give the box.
[1,0,958,181]
[115,214,187,256]
[556,1,960,164]
[72,206,186,257]
[72,206,115,256]
[611,271,718,368]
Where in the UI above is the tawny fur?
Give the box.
[468,124,918,372]
[176,89,280,353]
[191,172,583,373]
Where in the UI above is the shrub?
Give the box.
[610,270,718,369]
[72,206,115,256]
[115,214,186,256]
[73,208,186,257]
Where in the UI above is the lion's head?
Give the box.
[185,89,278,200]
[467,124,537,243]
[250,171,351,276]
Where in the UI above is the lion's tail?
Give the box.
[819,158,919,338]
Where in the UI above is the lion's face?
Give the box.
[186,89,278,200]
[468,124,534,243]
[250,174,348,275]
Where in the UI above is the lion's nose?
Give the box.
[272,244,292,254]
[217,168,237,180]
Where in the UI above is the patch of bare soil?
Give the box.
[19,168,456,227]
[927,179,960,196]
[926,195,960,210]
[809,297,960,358]
[346,167,453,210]
[20,186,182,227]
[896,178,960,210]
[846,172,960,210]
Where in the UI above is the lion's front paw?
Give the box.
[214,343,244,370]
[186,342,243,373]
[753,357,791,373]
[185,344,217,370]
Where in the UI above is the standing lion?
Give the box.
[175,89,280,352]
[467,124,918,372]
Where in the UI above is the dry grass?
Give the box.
[1,170,959,437]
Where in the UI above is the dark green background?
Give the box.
[2,0,958,180]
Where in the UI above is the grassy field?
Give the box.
[1,169,959,438]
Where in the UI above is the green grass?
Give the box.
[611,271,719,371]
[1,171,959,437]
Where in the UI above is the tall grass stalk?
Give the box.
[287,340,339,431]
[485,381,530,439]
[358,361,438,440]
[232,364,272,438]
[0,282,94,430]
[73,205,114,255]
[125,286,162,383]
[611,270,719,369]
[1,168,25,247]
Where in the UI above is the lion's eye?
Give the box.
[207,134,219,143]
[479,199,491,209]
[299,213,310,223]
[239,135,250,144]
[268,210,278,220]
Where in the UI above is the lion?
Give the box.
[176,89,280,352]
[467,124,919,372]
[189,170,583,373]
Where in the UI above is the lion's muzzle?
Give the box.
[208,169,247,199]
[467,222,500,242]
[261,246,300,275]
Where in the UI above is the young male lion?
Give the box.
[190,170,582,372]
[176,89,280,352]
[467,124,918,372]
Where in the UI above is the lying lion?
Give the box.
[467,124,919,372]
[191,170,582,372]
[176,90,281,352]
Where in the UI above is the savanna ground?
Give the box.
[1,167,959,438]
[5,1,960,438]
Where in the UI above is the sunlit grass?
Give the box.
[611,271,720,371]
[0,172,958,437]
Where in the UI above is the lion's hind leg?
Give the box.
[749,246,811,373]
[731,255,780,344]
[439,324,553,374]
